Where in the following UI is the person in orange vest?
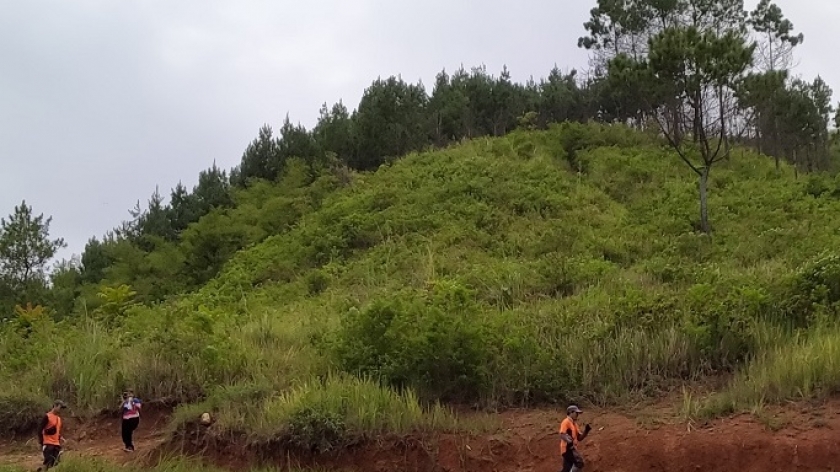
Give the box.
[559,404,591,472]
[36,400,66,471]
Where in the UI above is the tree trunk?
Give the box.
[435,113,443,146]
[667,100,682,146]
[699,168,711,234]
[719,84,730,159]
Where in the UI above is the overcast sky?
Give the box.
[1,0,837,263]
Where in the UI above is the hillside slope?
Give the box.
[4,123,840,452]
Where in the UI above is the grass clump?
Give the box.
[693,325,840,419]
[171,374,473,453]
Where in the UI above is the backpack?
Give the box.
[44,415,57,436]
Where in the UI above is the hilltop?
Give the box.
[4,124,840,471]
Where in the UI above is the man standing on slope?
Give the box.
[559,404,591,472]
[36,400,66,471]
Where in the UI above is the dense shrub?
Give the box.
[779,252,840,327]
[0,390,50,438]
[284,406,347,453]
[329,280,490,402]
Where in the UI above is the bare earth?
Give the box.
[0,408,169,470]
[3,398,840,471]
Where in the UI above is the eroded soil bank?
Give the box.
[4,400,840,472]
[160,400,840,472]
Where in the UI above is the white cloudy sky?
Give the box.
[1,0,837,262]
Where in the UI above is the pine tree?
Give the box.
[0,201,66,304]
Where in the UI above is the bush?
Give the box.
[329,280,490,402]
[681,282,772,369]
[285,406,347,453]
[779,252,840,327]
[804,174,832,198]
[0,389,50,438]
[305,270,330,296]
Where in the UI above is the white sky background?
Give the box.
[1,0,837,263]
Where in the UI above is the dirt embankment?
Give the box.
[4,400,840,471]
[164,399,840,472]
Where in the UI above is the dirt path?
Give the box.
[0,409,169,470]
[3,399,840,471]
[437,401,840,472]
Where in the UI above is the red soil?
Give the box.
[4,399,840,471]
[0,406,169,469]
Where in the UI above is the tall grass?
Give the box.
[169,374,493,451]
[172,373,477,436]
[695,324,840,418]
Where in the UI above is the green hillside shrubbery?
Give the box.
[4,123,840,442]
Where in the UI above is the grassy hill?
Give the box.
[4,122,840,450]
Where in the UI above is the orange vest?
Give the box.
[559,417,579,454]
[42,412,62,446]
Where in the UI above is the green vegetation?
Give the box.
[694,325,840,419]
[3,0,840,460]
[168,374,488,452]
[6,122,840,436]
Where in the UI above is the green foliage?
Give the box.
[48,259,82,319]
[778,252,840,327]
[12,303,49,335]
[93,284,137,325]
[8,123,840,438]
[305,270,330,296]
[0,201,66,312]
[353,76,429,170]
[749,0,804,70]
[329,280,489,402]
[171,374,466,450]
[285,406,347,453]
[63,159,344,308]
[695,325,840,418]
[607,17,756,233]
[0,388,49,438]
[30,0,829,323]
[592,0,831,233]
